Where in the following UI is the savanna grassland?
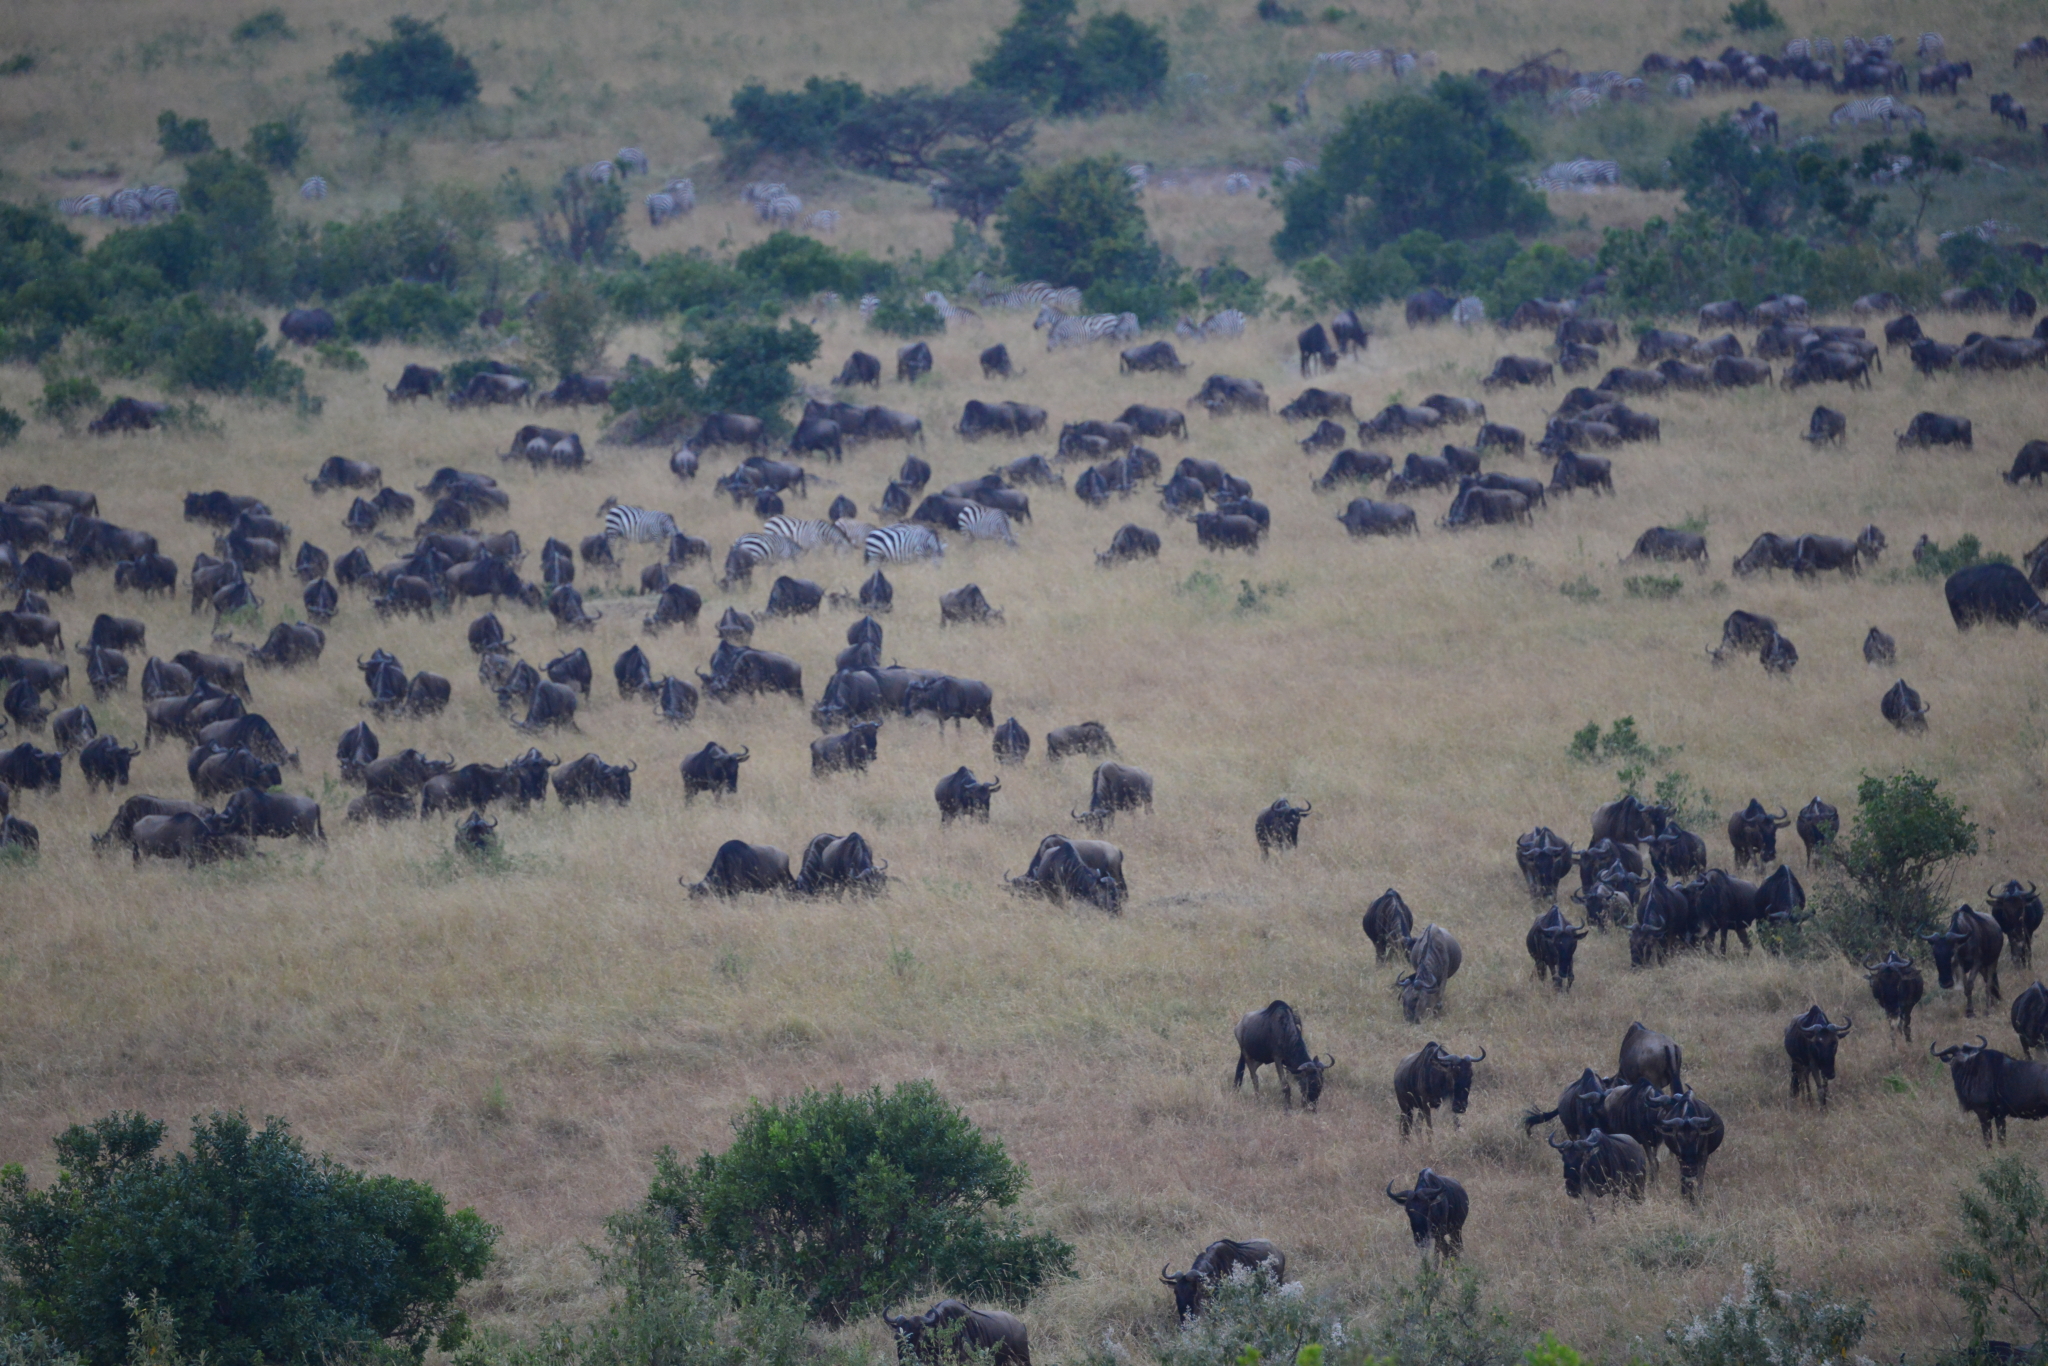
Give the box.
[6,0,2048,1361]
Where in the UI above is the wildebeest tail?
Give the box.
[1522,1105,1561,1134]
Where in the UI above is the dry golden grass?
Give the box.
[3,305,2048,1360]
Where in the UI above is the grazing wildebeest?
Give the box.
[1397,924,1463,1023]
[1483,355,1554,389]
[1727,799,1790,868]
[2006,441,2048,485]
[1073,761,1153,829]
[1006,834,1124,912]
[1385,1169,1468,1258]
[1731,532,1797,576]
[1159,1240,1285,1320]
[1362,887,1415,961]
[1526,905,1590,991]
[679,741,748,800]
[1338,498,1418,537]
[79,734,140,790]
[939,583,1003,627]
[1121,340,1186,374]
[1931,1036,2048,1145]
[1784,1005,1853,1106]
[1795,798,1838,864]
[1897,411,1973,449]
[1882,678,1930,731]
[1801,405,1846,445]
[1863,626,1896,664]
[1984,881,2043,967]
[1232,1000,1333,1110]
[1254,797,1310,855]
[1627,527,1707,565]
[833,351,881,387]
[992,717,1030,765]
[934,766,1001,823]
[1045,721,1114,760]
[882,1302,1028,1366]
[684,840,792,897]
[1946,563,2048,630]
[552,753,634,805]
[1925,906,2006,1017]
[2013,982,2048,1058]
[1548,1129,1649,1204]
[1393,1042,1485,1138]
[1618,1021,1683,1092]
[1096,524,1161,566]
[811,722,881,776]
[129,811,249,863]
[221,786,326,841]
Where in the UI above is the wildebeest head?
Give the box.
[1385,1168,1458,1251]
[1790,1004,1852,1077]
[1393,970,1441,1024]
[457,809,500,857]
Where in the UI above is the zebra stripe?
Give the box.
[299,176,329,201]
[863,525,945,564]
[1392,51,1417,77]
[1563,86,1603,115]
[859,294,881,320]
[1281,157,1308,176]
[758,194,801,226]
[604,504,678,544]
[804,209,842,233]
[1915,32,1943,60]
[956,505,1016,546]
[1831,96,1924,129]
[761,516,837,551]
[731,532,804,571]
[1223,172,1253,195]
[1199,310,1246,339]
[815,291,842,310]
[1034,305,1140,347]
[141,184,180,215]
[586,160,616,183]
[1453,297,1486,327]
[58,195,105,217]
[615,147,648,176]
[645,193,679,226]
[109,188,147,221]
[1670,73,1696,98]
[982,282,1083,312]
[1125,163,1149,189]
[742,181,787,204]
[1546,159,1619,185]
[664,178,696,211]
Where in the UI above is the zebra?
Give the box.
[804,209,842,233]
[985,282,1082,312]
[923,290,979,324]
[1563,86,1603,116]
[1831,96,1924,130]
[615,147,648,176]
[1034,305,1139,348]
[1392,51,1417,78]
[1125,163,1149,189]
[1452,297,1486,327]
[141,185,180,216]
[759,194,801,226]
[1914,32,1944,61]
[1281,157,1308,177]
[645,193,680,226]
[956,505,1016,546]
[762,516,840,552]
[602,501,678,545]
[663,178,696,211]
[815,291,842,310]
[1223,172,1253,194]
[864,525,945,564]
[1198,310,1246,339]
[586,160,616,184]
[859,295,881,320]
[299,176,329,201]
[58,195,105,217]
[1670,73,1696,98]
[728,531,805,574]
[741,181,787,204]
[1546,159,1619,186]
[108,188,148,221]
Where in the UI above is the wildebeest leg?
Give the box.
[1234,1054,1253,1091]
[1733,926,1753,954]
[1399,1106,1411,1140]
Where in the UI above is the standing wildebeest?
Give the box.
[2013,982,2048,1058]
[1096,524,1162,566]
[1517,827,1575,898]
[1925,906,2006,1017]
[1897,411,1973,449]
[1548,1129,1649,1204]
[1298,323,1337,375]
[1618,1021,1683,1092]
[1946,563,2048,629]
[1386,1169,1468,1259]
[1159,1240,1285,1320]
[1074,761,1153,828]
[979,344,1015,379]
[1232,1000,1333,1110]
[883,1302,1028,1366]
[1255,798,1310,855]
[1393,1042,1485,1137]
[1649,1090,1726,1202]
[811,722,880,776]
[1045,721,1114,760]
[1362,887,1415,961]
[896,341,933,382]
[1728,799,1790,868]
[935,766,1000,823]
[992,717,1030,765]
[1866,950,1926,1042]
[385,365,441,403]
[833,351,881,387]
[1590,793,1665,848]
[1732,532,1798,576]
[1627,527,1707,565]
[79,734,139,790]
[1483,355,1554,388]
[1882,678,1930,731]
[1987,881,2044,966]
[1796,798,1838,864]
[1802,406,1847,444]
[1397,924,1463,1023]
[684,840,792,897]
[1526,906,1590,991]
[221,786,326,842]
[1522,1068,1611,1139]
[1785,1006,1853,1106]
[1931,1036,2048,1145]
[679,741,748,800]
[2006,441,2048,485]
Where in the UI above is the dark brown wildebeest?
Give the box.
[1398,924,1462,1023]
[810,722,880,776]
[992,717,1030,765]
[1868,951,1929,1040]
[1393,1042,1484,1138]
[1796,798,1838,864]
[1931,1036,2048,1145]
[1096,524,1162,566]
[2013,981,2048,1058]
[1727,799,1790,868]
[1548,1128,1648,1203]
[1121,340,1186,374]
[1882,678,1930,731]
[1802,405,1846,444]
[79,734,139,789]
[935,766,1000,823]
[1517,828,1575,899]
[1045,721,1114,760]
[1863,626,1896,664]
[455,810,499,857]
[1897,411,1973,449]
[1190,374,1269,417]
[1785,1005,1853,1107]
[680,741,749,800]
[1159,1241,1285,1320]
[2006,440,2048,485]
[1232,1000,1333,1110]
[1255,798,1310,855]
[979,344,1015,379]
[882,1302,1029,1366]
[896,340,933,382]
[1648,1089,1725,1202]
[385,364,441,403]
[221,786,326,841]
[1385,1169,1468,1259]
[1618,1021,1683,1092]
[1521,1067,1610,1139]
[1337,498,1417,537]
[129,811,249,864]
[278,307,336,344]
[1483,355,1554,388]
[833,350,881,387]
[1279,388,1355,422]
[1925,906,2006,1017]
[1526,905,1590,991]
[1362,887,1415,960]
[552,753,634,805]
[684,840,792,897]
[1074,761,1153,829]
[1627,527,1707,566]
[939,583,1003,627]
[1590,793,1665,848]
[1548,449,1612,496]
[1987,880,2044,966]
[1732,532,1798,576]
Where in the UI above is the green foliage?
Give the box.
[154,111,214,158]
[231,10,294,42]
[0,1111,498,1366]
[601,252,748,322]
[1654,769,1717,830]
[1558,575,1600,604]
[701,320,820,431]
[1912,535,2010,580]
[313,340,367,371]
[162,310,299,395]
[1596,213,1920,317]
[528,276,614,379]
[1273,76,1547,261]
[1150,1265,1346,1366]
[339,282,470,345]
[1000,156,1176,308]
[0,55,37,77]
[1942,1157,2048,1352]
[1523,1333,1585,1366]
[869,297,946,336]
[180,151,277,291]
[1666,1260,1870,1366]
[609,341,704,441]
[708,77,869,166]
[89,217,215,296]
[973,0,1080,108]
[1844,770,1977,896]
[34,377,101,428]
[734,233,892,301]
[330,17,480,115]
[1363,1264,1519,1366]
[1485,244,1593,318]
[0,1325,80,1366]
[296,191,500,298]
[972,0,1167,114]
[1671,119,1873,237]
[647,1081,1074,1325]
[1724,0,1782,31]
[1936,231,2048,293]
[529,170,628,266]
[0,408,20,446]
[1624,574,1683,599]
[244,114,307,173]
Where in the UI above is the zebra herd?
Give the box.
[1829,95,1929,130]
[1533,160,1620,193]
[56,185,179,221]
[1312,48,1436,77]
[1035,304,1141,350]
[644,179,697,226]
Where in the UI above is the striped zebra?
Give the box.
[1034,305,1139,348]
[804,209,842,233]
[758,194,801,226]
[142,185,180,216]
[815,291,842,310]
[1831,96,1924,130]
[923,290,979,324]
[741,181,787,204]
[1670,73,1696,98]
[58,195,105,217]
[645,193,681,226]
[983,282,1083,312]
[602,501,678,544]
[859,294,881,320]
[1223,172,1253,195]
[586,160,616,184]
[762,516,839,552]
[1392,51,1417,78]
[729,531,804,571]
[864,524,945,564]
[664,178,696,210]
[1547,159,1620,186]
[1915,32,1943,61]
[1563,86,1603,116]
[615,147,648,176]
[956,505,1016,546]
[1198,310,1246,339]
[1125,163,1149,189]
[108,188,148,221]
[299,176,329,201]
[1452,297,1486,327]
[1281,157,1308,177]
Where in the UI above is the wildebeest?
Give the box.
[2013,981,2048,1059]
[1931,1036,2048,1145]
[1045,721,1114,761]
[1881,678,1930,731]
[1731,532,1797,576]
[1618,1021,1683,1092]
[1190,374,1269,416]
[1159,1240,1285,1321]
[1627,527,1707,566]
[684,840,793,897]
[882,1302,1028,1366]
[1484,355,1555,389]
[1727,799,1789,868]
[1072,761,1153,830]
[934,766,1001,823]
[1405,288,1454,327]
[1232,1000,1333,1110]
[1397,924,1463,1023]
[1801,405,1846,445]
[221,786,326,841]
[1897,411,1973,449]
[48,704,94,752]
[1385,1168,1468,1258]
[1279,388,1355,423]
[79,734,140,789]
[1096,524,1161,566]
[129,810,249,863]
[833,350,881,387]
[811,722,881,776]
[91,795,216,852]
[939,583,1003,627]
[653,675,698,726]
[113,555,177,596]
[680,741,749,800]
[1521,1068,1611,1140]
[793,830,889,896]
[1362,887,1415,961]
[765,576,824,619]
[384,364,441,403]
[455,810,499,857]
[1864,951,1927,1042]
[278,307,336,344]
[1987,881,2044,967]
[1862,625,1896,665]
[1006,834,1124,912]
[552,753,634,805]
[689,412,768,451]
[1946,563,2048,630]
[1338,499,1417,537]
[992,717,1030,765]
[1648,1089,1725,1202]
[1121,340,1186,374]
[1925,906,2006,1017]
[1297,322,1337,375]
[1393,1042,1485,1138]
[1795,797,1838,864]
[1784,1005,1853,1107]
[1548,1128,1649,1203]
[1254,798,1310,855]
[896,341,933,382]
[1516,827,1574,899]
[979,344,1015,379]
[1547,449,1613,496]
[1315,448,1393,491]
[1526,906,1590,991]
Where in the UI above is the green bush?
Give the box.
[1000,156,1176,306]
[608,342,704,442]
[1070,12,1169,111]
[88,217,215,296]
[707,77,868,166]
[648,1080,1073,1325]
[1666,1260,1869,1366]
[527,276,614,379]
[181,151,277,291]
[1625,574,1684,599]
[735,232,893,301]
[601,252,749,321]
[244,114,307,173]
[0,55,37,77]
[339,281,470,345]
[0,407,22,446]
[330,17,480,115]
[973,0,1167,114]
[231,9,293,42]
[313,340,367,371]
[701,320,820,432]
[1912,534,2010,580]
[1943,1157,2048,1353]
[0,1111,498,1366]
[869,297,946,336]
[1813,770,1978,959]
[163,310,301,396]
[529,170,627,266]
[34,377,101,428]
[1725,0,1783,31]
[297,192,499,298]
[155,112,214,158]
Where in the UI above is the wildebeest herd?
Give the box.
[8,260,2048,1358]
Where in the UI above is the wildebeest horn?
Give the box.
[1385,1180,1404,1202]
[1072,807,1087,821]
[1297,800,1311,814]
[1464,1046,1486,1063]
[1990,885,2002,899]
[1318,1053,1334,1067]
[1547,1131,1569,1151]
[1393,972,1414,987]
[734,747,750,760]
[986,777,1001,792]
[1835,1016,1852,1034]
[1772,808,1789,825]
[883,1310,908,1329]
[1161,1265,1181,1283]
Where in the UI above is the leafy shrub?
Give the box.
[231,10,294,42]
[0,55,36,77]
[1149,1266,1340,1366]
[314,340,367,371]
[1070,12,1170,111]
[708,77,868,166]
[527,276,613,379]
[648,1080,1073,1325]
[0,407,22,445]
[869,297,946,336]
[1812,770,1978,959]
[163,309,302,396]
[155,111,215,158]
[1000,157,1173,300]
[297,192,498,298]
[1666,1260,1869,1366]
[34,377,101,428]
[973,0,1167,114]
[608,342,704,442]
[1725,0,1783,31]
[243,114,306,173]
[340,282,470,345]
[1625,574,1684,599]
[528,170,627,266]
[1943,1157,2048,1352]
[88,217,215,296]
[700,320,820,431]
[1912,534,2010,579]
[1559,575,1600,603]
[180,151,277,291]
[330,17,480,115]
[601,252,748,321]
[0,1111,498,1366]
[735,232,892,301]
